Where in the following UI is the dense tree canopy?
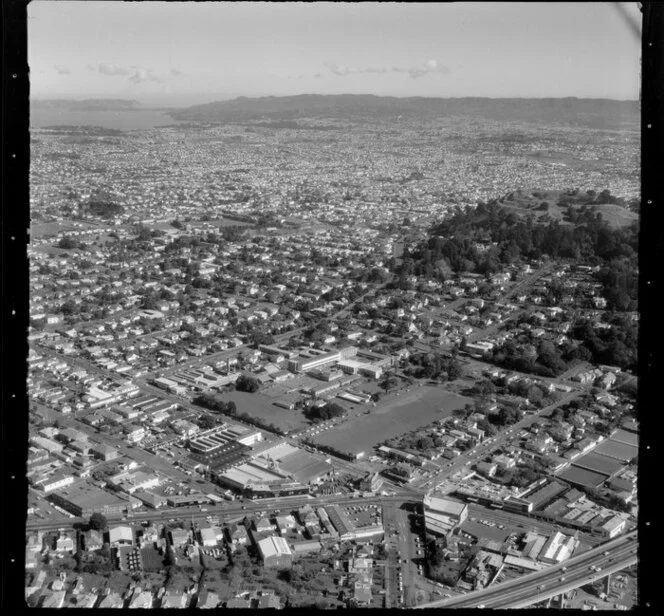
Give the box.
[88,512,108,531]
[394,197,638,312]
[235,374,261,393]
[304,402,346,423]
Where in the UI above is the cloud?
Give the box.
[94,62,131,76]
[324,59,450,79]
[88,63,177,85]
[325,63,387,76]
[129,68,163,84]
[54,65,70,75]
[406,59,451,79]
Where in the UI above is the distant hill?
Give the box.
[31,99,142,111]
[169,94,639,129]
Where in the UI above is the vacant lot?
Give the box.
[311,386,471,457]
[459,520,511,543]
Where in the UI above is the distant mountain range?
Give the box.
[168,94,639,129]
[31,99,142,111]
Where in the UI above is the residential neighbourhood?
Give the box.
[22,13,642,607]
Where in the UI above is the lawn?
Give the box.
[311,386,471,457]
[222,390,309,433]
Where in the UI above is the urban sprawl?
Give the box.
[26,111,639,609]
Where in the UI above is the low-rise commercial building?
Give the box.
[257,536,293,568]
[48,481,129,517]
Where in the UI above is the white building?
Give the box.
[257,536,293,568]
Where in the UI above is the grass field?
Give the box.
[496,190,638,230]
[223,390,308,433]
[30,221,100,239]
[311,386,471,457]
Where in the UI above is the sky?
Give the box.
[28,1,642,106]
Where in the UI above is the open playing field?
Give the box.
[223,390,308,433]
[30,220,101,239]
[311,386,471,457]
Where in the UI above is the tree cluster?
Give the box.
[395,197,638,294]
[571,316,637,371]
[57,236,87,250]
[304,402,346,423]
[193,393,238,416]
[83,199,125,219]
[235,374,261,393]
[403,352,463,381]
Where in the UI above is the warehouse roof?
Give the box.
[258,535,292,559]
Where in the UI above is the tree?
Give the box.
[446,358,464,381]
[304,402,346,423]
[380,372,398,393]
[235,374,261,393]
[416,436,434,451]
[198,414,219,430]
[61,299,78,315]
[89,512,108,531]
[58,236,80,249]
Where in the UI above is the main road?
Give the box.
[26,492,421,533]
[415,529,637,609]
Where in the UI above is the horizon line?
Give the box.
[30,93,640,105]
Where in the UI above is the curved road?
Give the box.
[415,529,637,609]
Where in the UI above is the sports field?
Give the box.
[311,386,471,457]
[223,390,309,433]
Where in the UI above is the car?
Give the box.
[560,577,566,582]
[603,551,610,556]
